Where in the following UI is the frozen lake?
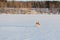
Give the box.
[0,14,60,40]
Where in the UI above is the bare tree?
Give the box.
[0,0,7,2]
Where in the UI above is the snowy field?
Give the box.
[0,14,60,40]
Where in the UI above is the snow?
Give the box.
[0,14,60,40]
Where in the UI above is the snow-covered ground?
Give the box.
[0,14,60,40]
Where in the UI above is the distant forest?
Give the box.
[0,0,60,8]
[0,0,60,14]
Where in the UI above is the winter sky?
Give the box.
[7,0,60,1]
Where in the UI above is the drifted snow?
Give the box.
[0,14,60,40]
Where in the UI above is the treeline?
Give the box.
[0,1,60,8]
[0,8,60,14]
